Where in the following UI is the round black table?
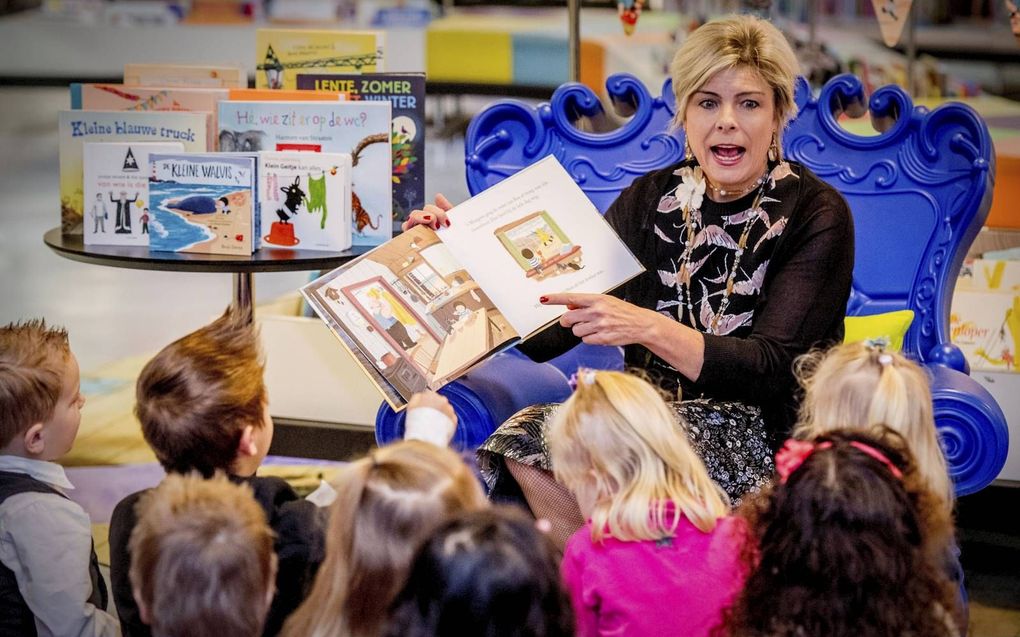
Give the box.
[44,227,375,320]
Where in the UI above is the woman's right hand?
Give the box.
[402,193,454,232]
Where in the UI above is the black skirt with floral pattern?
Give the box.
[476,398,775,504]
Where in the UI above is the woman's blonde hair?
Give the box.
[795,341,954,512]
[547,369,728,543]
[281,441,487,637]
[669,14,799,150]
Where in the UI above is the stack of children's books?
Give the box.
[60,28,427,257]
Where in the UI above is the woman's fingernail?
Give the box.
[540,296,548,303]
[424,215,431,220]
[445,219,451,227]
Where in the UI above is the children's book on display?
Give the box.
[82,141,185,246]
[123,64,247,88]
[259,151,353,252]
[147,153,257,256]
[301,156,645,409]
[217,100,393,246]
[255,28,385,90]
[72,83,226,150]
[296,72,426,223]
[59,110,210,234]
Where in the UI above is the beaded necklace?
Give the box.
[673,166,771,334]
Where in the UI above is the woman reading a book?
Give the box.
[404,14,854,547]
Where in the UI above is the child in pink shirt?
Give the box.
[548,369,747,637]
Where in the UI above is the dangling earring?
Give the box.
[768,132,780,163]
[683,136,693,163]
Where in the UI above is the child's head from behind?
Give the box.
[129,473,276,637]
[386,506,574,637]
[135,309,268,478]
[795,341,952,506]
[284,440,487,637]
[721,427,956,637]
[0,319,84,460]
[547,369,727,543]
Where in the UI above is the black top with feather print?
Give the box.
[654,161,796,337]
[518,159,854,441]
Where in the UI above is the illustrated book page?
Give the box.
[439,155,645,338]
[301,155,644,409]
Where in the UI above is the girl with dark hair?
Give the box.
[386,507,573,637]
[715,427,960,637]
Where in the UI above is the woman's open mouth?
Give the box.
[710,144,746,166]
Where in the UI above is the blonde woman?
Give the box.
[281,440,487,637]
[396,13,856,541]
[548,369,747,637]
[794,340,965,630]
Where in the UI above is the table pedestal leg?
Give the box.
[233,272,254,323]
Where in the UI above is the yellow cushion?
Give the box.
[844,310,915,351]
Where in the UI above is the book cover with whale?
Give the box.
[148,153,257,255]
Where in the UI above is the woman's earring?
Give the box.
[768,133,780,162]
[683,136,693,162]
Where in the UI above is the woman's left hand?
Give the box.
[541,293,659,347]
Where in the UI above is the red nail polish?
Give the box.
[445,219,451,227]
[540,296,548,303]
[423,215,431,220]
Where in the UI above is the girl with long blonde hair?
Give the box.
[548,369,747,637]
[281,440,487,637]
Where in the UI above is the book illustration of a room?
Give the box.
[494,211,584,281]
[341,276,440,397]
[322,226,519,400]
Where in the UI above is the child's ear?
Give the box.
[237,425,258,459]
[132,587,151,626]
[23,423,45,456]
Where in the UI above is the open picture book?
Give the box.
[301,156,645,409]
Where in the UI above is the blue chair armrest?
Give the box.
[928,363,1009,496]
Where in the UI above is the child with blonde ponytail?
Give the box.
[795,341,952,513]
[548,369,747,637]
[794,340,964,630]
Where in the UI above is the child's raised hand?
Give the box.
[402,193,454,232]
[404,391,458,447]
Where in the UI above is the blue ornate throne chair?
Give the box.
[377,73,1008,496]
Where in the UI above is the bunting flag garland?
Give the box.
[871,0,913,47]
